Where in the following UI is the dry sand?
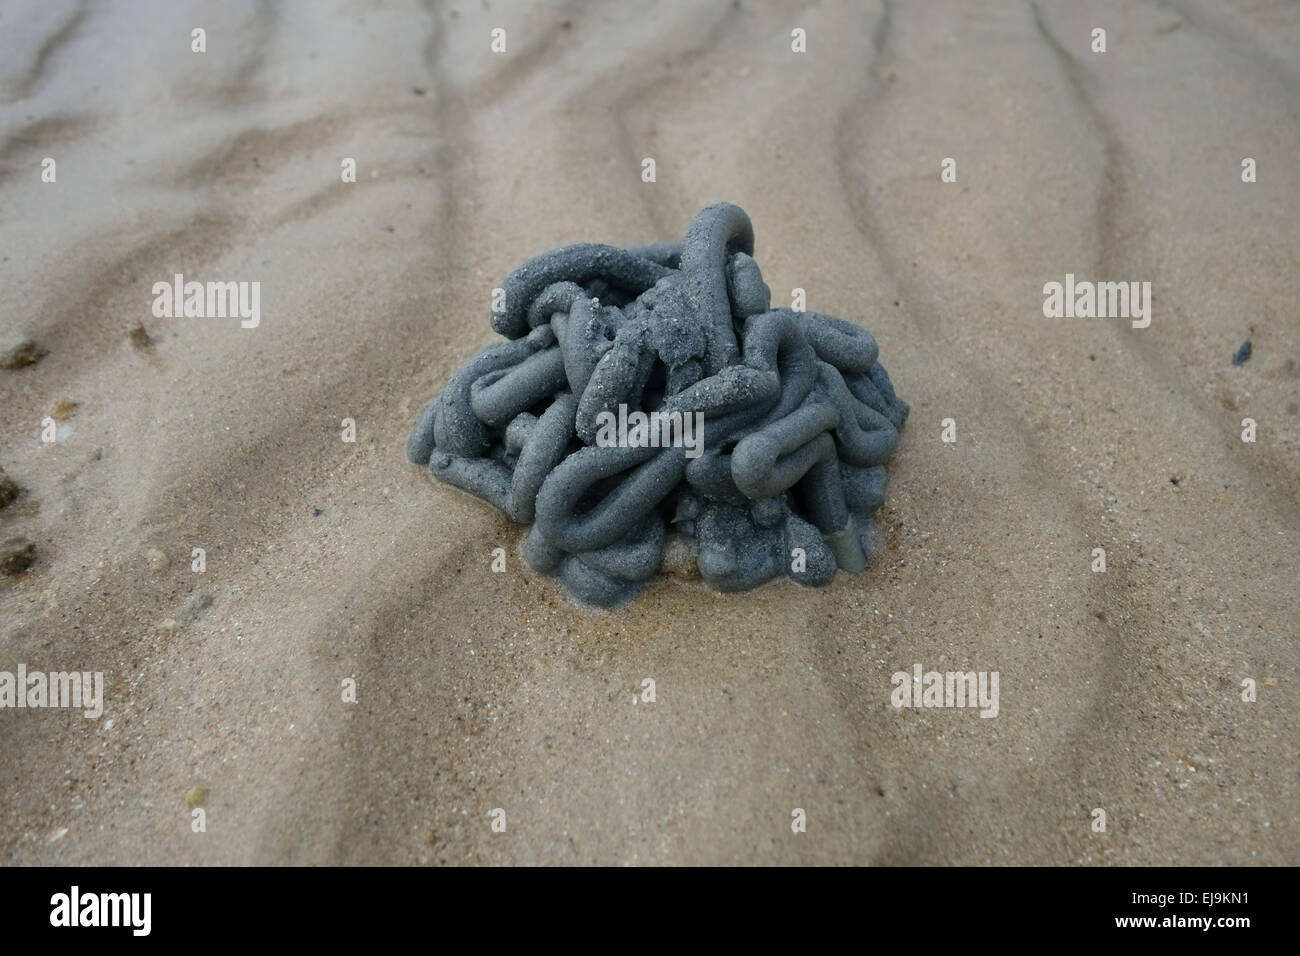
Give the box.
[1,0,1296,865]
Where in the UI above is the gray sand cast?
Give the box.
[407,203,908,607]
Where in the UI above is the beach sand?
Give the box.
[1,0,1296,865]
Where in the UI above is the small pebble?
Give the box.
[185,787,208,809]
[128,321,153,349]
[1,537,36,575]
[0,339,46,369]
[145,547,170,572]
[0,466,20,509]
[49,397,78,421]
